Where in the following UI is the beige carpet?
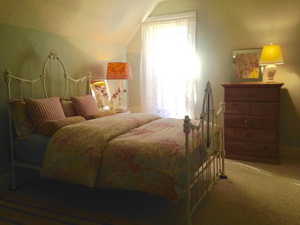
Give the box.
[194,158,300,225]
[12,150,300,225]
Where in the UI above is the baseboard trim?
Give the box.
[0,169,10,192]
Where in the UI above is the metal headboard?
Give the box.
[4,51,91,100]
[4,70,47,100]
[42,51,91,99]
[4,51,92,190]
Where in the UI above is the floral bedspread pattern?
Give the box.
[41,114,206,200]
[41,113,161,187]
[96,118,204,200]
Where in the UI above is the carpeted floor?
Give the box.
[195,158,300,225]
[2,152,300,225]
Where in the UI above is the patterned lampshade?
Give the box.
[259,44,284,65]
[106,62,131,80]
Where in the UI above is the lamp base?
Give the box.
[264,64,277,81]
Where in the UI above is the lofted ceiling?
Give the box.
[0,0,163,46]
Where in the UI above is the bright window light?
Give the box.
[141,13,201,119]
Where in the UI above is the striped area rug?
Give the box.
[0,192,135,225]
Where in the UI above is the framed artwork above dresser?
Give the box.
[222,82,284,164]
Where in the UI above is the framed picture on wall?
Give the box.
[232,48,263,81]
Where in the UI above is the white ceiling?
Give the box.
[0,0,163,46]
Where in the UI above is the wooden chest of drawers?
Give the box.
[222,82,283,163]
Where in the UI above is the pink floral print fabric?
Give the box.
[97,118,203,200]
[41,114,205,200]
[41,113,161,187]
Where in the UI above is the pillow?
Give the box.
[71,95,99,119]
[85,110,116,120]
[9,100,34,138]
[37,116,86,136]
[61,99,77,117]
[25,97,66,128]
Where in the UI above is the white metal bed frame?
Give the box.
[4,51,226,225]
[183,83,227,225]
[4,51,91,190]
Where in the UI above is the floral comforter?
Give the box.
[41,113,205,200]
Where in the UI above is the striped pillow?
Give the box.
[71,95,99,119]
[25,97,66,127]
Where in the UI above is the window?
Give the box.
[140,12,201,119]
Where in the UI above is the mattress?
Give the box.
[14,134,51,166]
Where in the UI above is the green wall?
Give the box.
[0,23,126,172]
[127,0,300,148]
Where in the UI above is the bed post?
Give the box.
[216,102,227,180]
[219,126,227,179]
[4,69,17,190]
[184,115,192,225]
[8,105,17,191]
[88,73,92,94]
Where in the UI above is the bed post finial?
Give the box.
[48,50,59,60]
[184,115,191,134]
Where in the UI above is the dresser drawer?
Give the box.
[224,115,277,129]
[225,103,249,114]
[247,117,277,129]
[224,115,247,128]
[249,103,279,117]
[225,142,277,157]
[225,87,279,102]
[225,128,277,143]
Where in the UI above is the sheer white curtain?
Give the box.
[140,12,202,119]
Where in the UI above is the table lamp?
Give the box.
[106,62,131,111]
[259,44,284,81]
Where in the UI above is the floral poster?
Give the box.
[232,49,262,80]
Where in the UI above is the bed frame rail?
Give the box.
[184,82,226,225]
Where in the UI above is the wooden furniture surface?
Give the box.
[222,82,283,163]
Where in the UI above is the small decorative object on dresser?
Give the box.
[222,82,283,164]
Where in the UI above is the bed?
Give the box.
[4,51,226,225]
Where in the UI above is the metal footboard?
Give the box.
[183,82,226,225]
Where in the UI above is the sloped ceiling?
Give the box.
[0,0,163,46]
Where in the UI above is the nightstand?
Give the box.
[222,82,283,164]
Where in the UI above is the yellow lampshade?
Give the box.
[92,81,106,87]
[259,44,284,65]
